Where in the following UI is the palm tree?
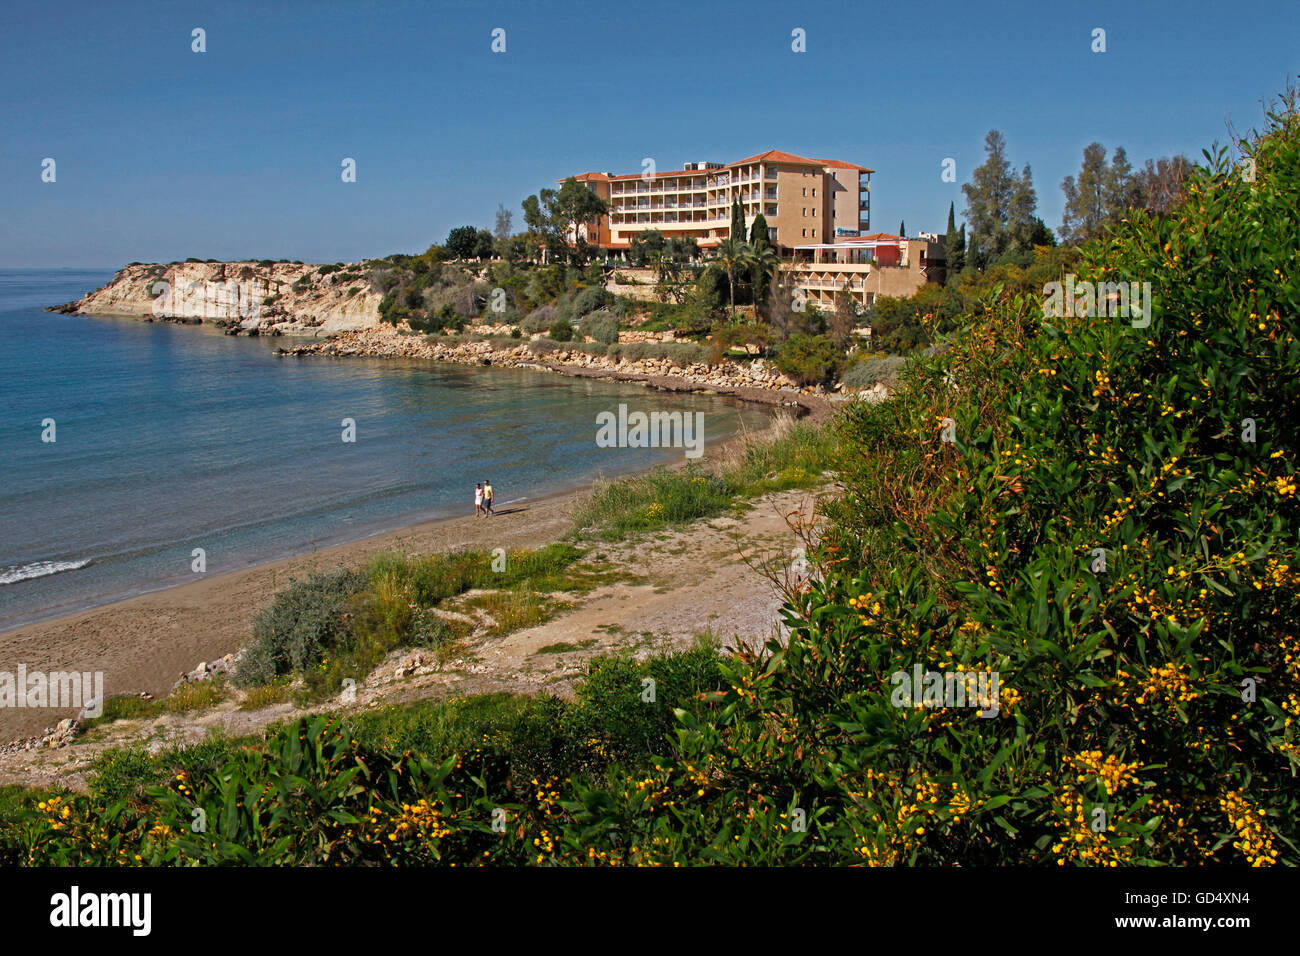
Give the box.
[715,238,747,318]
[651,247,669,283]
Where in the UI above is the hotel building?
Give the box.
[564,149,871,251]
[562,149,943,309]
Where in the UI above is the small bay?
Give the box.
[0,269,771,631]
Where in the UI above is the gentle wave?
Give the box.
[0,559,92,586]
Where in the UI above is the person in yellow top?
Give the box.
[482,479,494,516]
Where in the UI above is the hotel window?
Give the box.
[802,187,807,196]
[812,188,817,196]
[802,228,807,237]
[812,229,817,237]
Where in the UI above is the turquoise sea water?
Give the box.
[0,269,771,631]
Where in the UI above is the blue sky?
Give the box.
[1,0,1295,267]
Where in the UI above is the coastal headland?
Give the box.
[48,259,879,415]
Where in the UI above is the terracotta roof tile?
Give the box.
[563,152,874,182]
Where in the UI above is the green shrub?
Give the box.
[582,311,619,345]
[549,318,575,342]
[772,333,842,386]
[234,569,367,686]
[840,354,905,388]
[347,693,533,757]
[522,304,557,334]
[572,285,610,316]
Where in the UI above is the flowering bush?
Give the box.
[5,97,1297,868]
[622,93,1299,865]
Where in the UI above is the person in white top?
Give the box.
[474,483,484,517]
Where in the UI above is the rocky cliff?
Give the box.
[51,261,383,336]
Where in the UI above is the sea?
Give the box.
[0,268,772,632]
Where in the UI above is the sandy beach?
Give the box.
[0,370,833,744]
[0,476,828,790]
[0,485,587,742]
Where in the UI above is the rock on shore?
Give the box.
[273,325,847,412]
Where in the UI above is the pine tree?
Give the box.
[962,130,1016,265]
[1060,143,1109,243]
[494,203,513,242]
[1105,147,1138,222]
[1135,155,1192,215]
[1007,164,1040,252]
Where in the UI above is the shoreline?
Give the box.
[273,324,841,421]
[0,482,592,742]
[0,480,583,637]
[4,300,845,742]
[0,388,814,743]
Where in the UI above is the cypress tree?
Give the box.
[943,202,965,278]
[731,199,746,243]
[749,213,772,307]
[899,219,906,237]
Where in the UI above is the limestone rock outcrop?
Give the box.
[55,261,383,336]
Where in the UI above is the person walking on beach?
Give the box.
[474,482,484,517]
[483,479,494,516]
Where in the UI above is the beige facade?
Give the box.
[564,150,871,251]
[782,236,946,309]
[561,149,943,308]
